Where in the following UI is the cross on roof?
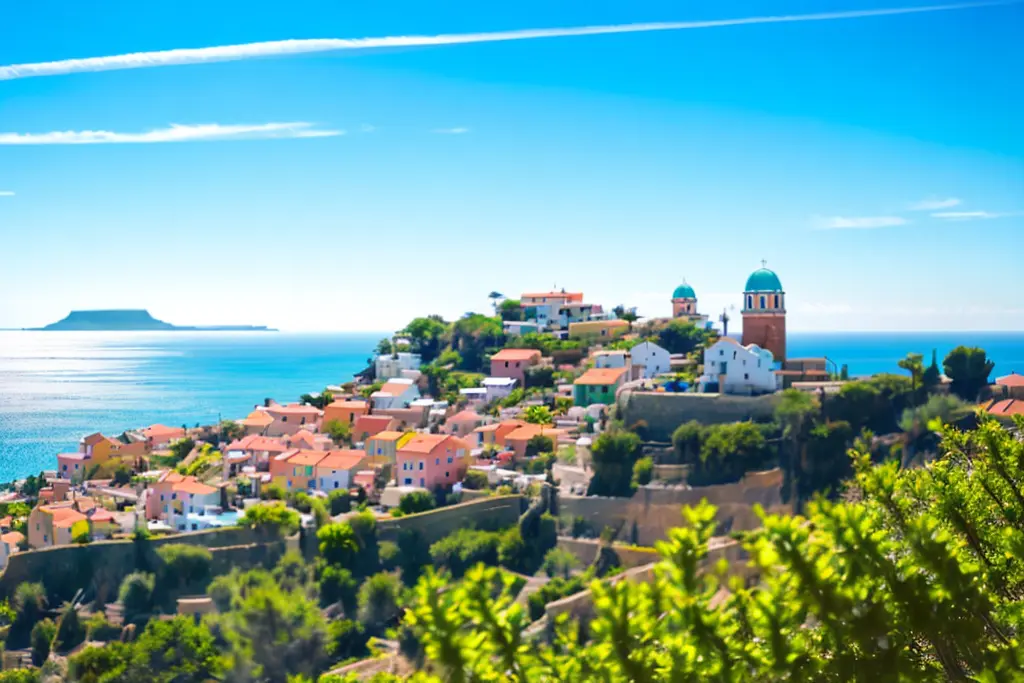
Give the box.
[761,259,767,268]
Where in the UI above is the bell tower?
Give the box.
[741,261,787,362]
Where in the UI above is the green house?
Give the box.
[573,367,628,406]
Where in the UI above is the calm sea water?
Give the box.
[0,330,1021,482]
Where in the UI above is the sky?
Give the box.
[1,0,1022,332]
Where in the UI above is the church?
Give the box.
[673,264,808,395]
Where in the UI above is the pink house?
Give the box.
[140,424,186,450]
[396,434,470,491]
[262,403,322,437]
[490,349,542,386]
[445,410,486,438]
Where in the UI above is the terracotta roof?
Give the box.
[996,372,1024,388]
[159,471,186,484]
[241,410,275,426]
[82,433,114,446]
[574,367,628,385]
[355,415,395,429]
[285,449,329,467]
[522,291,583,299]
[46,506,88,528]
[474,423,501,433]
[2,531,24,548]
[369,430,406,442]
[225,435,287,453]
[266,403,321,416]
[173,478,218,495]
[448,410,484,423]
[988,399,1024,417]
[399,434,467,455]
[288,431,319,447]
[505,424,549,442]
[379,381,415,396]
[317,450,366,471]
[491,348,542,362]
[142,424,185,438]
[88,508,116,522]
[327,399,370,409]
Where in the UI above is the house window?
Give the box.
[445,471,450,478]
[160,494,165,501]
[733,351,737,359]
[435,458,440,465]
[418,461,424,470]
[282,416,288,422]
[744,373,749,380]
[404,478,412,485]
[171,493,177,500]
[720,350,724,356]
[419,478,425,487]
[504,361,509,368]
[447,457,453,464]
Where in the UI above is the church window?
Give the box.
[773,295,779,308]
[746,295,752,309]
[760,295,766,308]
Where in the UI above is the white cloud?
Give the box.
[0,122,341,145]
[908,197,961,210]
[813,215,909,230]
[0,2,1009,80]
[433,127,469,134]
[931,210,1016,220]
[0,191,14,196]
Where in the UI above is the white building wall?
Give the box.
[700,340,779,395]
[375,353,422,380]
[594,352,628,369]
[630,342,671,379]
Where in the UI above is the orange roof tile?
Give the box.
[355,415,395,428]
[142,424,185,437]
[399,434,467,455]
[2,531,24,548]
[522,291,583,300]
[574,367,628,385]
[317,450,366,471]
[173,478,218,495]
[46,506,88,528]
[241,410,275,426]
[328,399,370,409]
[288,431,318,447]
[448,410,484,423]
[82,433,113,446]
[286,449,329,467]
[491,348,542,362]
[988,399,1024,416]
[369,430,405,442]
[996,372,1024,388]
[379,381,415,396]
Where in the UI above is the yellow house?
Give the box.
[28,499,97,548]
[81,433,121,464]
[568,319,630,341]
[364,431,413,463]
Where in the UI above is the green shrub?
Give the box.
[398,491,436,515]
[118,571,155,625]
[632,456,654,487]
[379,541,400,572]
[85,613,122,642]
[241,502,300,536]
[430,528,501,578]
[328,489,351,515]
[30,618,56,666]
[52,604,86,653]
[462,470,489,490]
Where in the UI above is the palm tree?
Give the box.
[898,353,925,406]
[487,291,505,315]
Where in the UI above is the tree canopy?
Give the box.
[943,345,995,401]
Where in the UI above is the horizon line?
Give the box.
[1,1,1016,80]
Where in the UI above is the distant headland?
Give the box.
[32,309,273,332]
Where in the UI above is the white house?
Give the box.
[630,341,671,379]
[482,376,517,402]
[592,350,629,370]
[698,338,780,395]
[375,352,422,380]
[371,378,421,410]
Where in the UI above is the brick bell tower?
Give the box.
[741,261,787,362]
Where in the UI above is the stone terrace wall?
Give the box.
[376,495,524,546]
[618,390,780,441]
[560,469,788,546]
[555,537,660,570]
[0,525,270,604]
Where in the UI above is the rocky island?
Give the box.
[34,309,272,331]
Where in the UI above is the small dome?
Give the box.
[744,267,783,292]
[672,282,696,299]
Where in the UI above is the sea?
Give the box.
[0,330,1021,483]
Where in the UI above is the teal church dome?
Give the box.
[672,283,696,299]
[744,268,783,292]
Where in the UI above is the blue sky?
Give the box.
[1,0,1022,332]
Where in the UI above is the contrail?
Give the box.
[0,1,1014,81]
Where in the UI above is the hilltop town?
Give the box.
[0,265,1018,679]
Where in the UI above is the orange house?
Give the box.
[504,424,563,459]
[472,420,527,450]
[323,400,371,427]
[490,349,543,386]
[353,415,398,442]
[271,449,329,490]
[141,424,187,450]
[364,431,411,463]
[396,434,471,491]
